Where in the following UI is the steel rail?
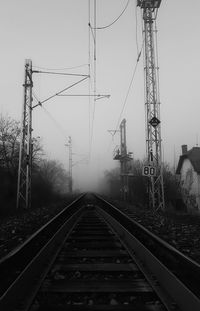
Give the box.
[0,208,85,311]
[17,206,168,310]
[0,194,86,264]
[95,194,200,311]
[0,194,86,308]
[1,193,200,310]
[94,195,200,279]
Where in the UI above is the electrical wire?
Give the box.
[135,0,139,55]
[88,0,92,161]
[93,0,131,30]
[155,20,160,103]
[32,64,88,71]
[141,9,147,141]
[88,23,96,44]
[34,70,89,77]
[89,0,97,160]
[41,106,69,139]
[57,94,109,97]
[32,92,69,139]
[107,40,144,151]
[32,91,40,104]
[32,76,89,108]
[87,32,95,93]
[115,42,144,130]
[89,0,131,157]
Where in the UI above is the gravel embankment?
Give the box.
[0,199,75,259]
[117,201,200,264]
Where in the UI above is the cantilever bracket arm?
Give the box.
[95,95,110,101]
[32,70,89,78]
[32,101,42,109]
[31,76,89,109]
[57,94,110,101]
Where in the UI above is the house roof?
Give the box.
[176,147,200,174]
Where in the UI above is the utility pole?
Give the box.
[113,119,132,201]
[17,59,33,209]
[66,136,72,193]
[16,60,92,208]
[138,0,165,211]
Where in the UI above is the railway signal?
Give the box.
[113,119,132,201]
[137,0,165,210]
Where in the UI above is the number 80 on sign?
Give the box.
[142,166,156,177]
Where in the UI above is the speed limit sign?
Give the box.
[142,166,156,177]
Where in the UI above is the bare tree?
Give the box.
[104,167,121,198]
[32,136,44,168]
[0,114,43,174]
[35,159,69,194]
[0,114,20,174]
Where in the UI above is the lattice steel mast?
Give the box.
[17,59,33,208]
[138,0,164,210]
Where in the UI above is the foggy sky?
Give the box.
[0,0,200,191]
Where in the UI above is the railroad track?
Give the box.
[0,194,200,310]
[29,208,165,311]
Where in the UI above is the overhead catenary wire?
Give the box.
[88,0,92,161]
[57,94,109,98]
[155,20,160,103]
[33,70,89,77]
[32,64,88,71]
[31,63,93,170]
[89,0,97,160]
[92,0,131,30]
[32,91,69,139]
[41,106,69,139]
[113,1,144,131]
[107,40,144,151]
[88,23,96,44]
[135,0,139,55]
[116,42,144,132]
[88,0,139,153]
[88,0,134,156]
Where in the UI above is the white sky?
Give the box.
[0,0,200,191]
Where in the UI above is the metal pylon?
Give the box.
[138,0,165,210]
[17,59,33,208]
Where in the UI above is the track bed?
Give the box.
[29,209,165,310]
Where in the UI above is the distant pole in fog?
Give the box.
[66,136,73,193]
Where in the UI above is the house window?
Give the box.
[185,168,193,190]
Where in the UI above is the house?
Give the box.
[176,145,200,212]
